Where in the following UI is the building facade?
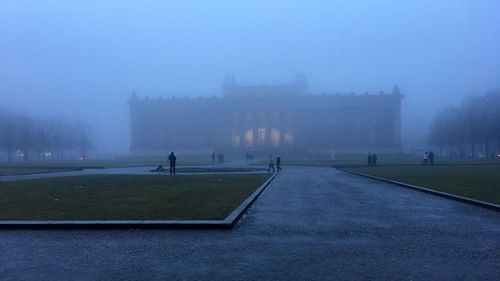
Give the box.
[129,75,403,155]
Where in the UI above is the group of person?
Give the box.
[367,153,378,166]
[245,153,254,163]
[211,152,225,164]
[153,151,177,174]
[423,150,435,165]
[267,155,281,173]
[159,151,440,175]
[157,151,284,175]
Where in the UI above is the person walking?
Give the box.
[367,153,372,166]
[168,151,177,175]
[429,151,435,165]
[267,155,275,173]
[276,155,281,172]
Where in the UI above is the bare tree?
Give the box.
[0,109,94,162]
[0,110,18,162]
[428,92,500,157]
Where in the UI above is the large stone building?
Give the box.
[129,75,403,155]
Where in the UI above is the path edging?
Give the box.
[338,168,500,212]
[0,173,278,230]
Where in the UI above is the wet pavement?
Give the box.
[1,166,499,280]
[0,165,266,182]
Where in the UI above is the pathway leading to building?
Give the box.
[0,166,499,280]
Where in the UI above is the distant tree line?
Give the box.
[0,108,92,162]
[428,92,500,157]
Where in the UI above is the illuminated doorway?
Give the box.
[245,129,254,147]
[271,129,281,146]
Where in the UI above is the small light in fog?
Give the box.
[15,149,24,159]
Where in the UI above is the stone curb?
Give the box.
[0,173,278,230]
[225,172,278,226]
[337,168,500,212]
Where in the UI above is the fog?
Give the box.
[1,0,499,156]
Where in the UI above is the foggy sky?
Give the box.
[1,0,499,153]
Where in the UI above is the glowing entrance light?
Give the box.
[15,149,24,159]
[245,129,253,147]
[232,129,241,147]
[271,129,281,146]
[284,133,294,145]
[232,134,240,147]
[258,128,266,142]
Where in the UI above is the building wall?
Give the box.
[129,91,403,155]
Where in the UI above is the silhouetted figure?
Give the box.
[276,155,281,171]
[372,154,378,166]
[423,151,428,165]
[217,153,224,163]
[154,164,165,172]
[367,153,372,166]
[211,152,215,164]
[429,151,435,165]
[169,152,176,175]
[267,155,275,172]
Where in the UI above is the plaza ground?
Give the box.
[2,155,499,205]
[0,166,498,280]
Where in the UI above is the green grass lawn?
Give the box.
[0,173,270,220]
[346,165,500,204]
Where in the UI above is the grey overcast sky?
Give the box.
[1,0,499,152]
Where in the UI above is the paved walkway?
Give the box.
[1,166,499,280]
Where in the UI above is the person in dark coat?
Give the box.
[423,151,428,165]
[429,151,435,165]
[168,152,177,175]
[267,155,275,173]
[372,154,378,166]
[367,153,372,166]
[276,155,281,172]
